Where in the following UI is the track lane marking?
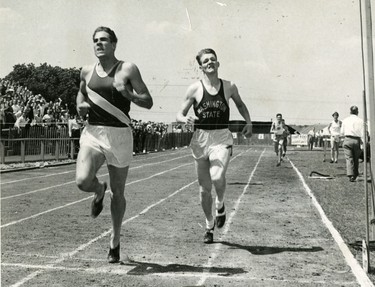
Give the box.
[0,154,191,199]
[196,148,265,286]
[1,162,192,228]
[1,262,358,285]
[289,159,374,287]
[6,179,198,287]
[5,147,251,287]
[0,151,189,185]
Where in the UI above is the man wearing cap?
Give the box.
[340,106,364,182]
[328,112,342,163]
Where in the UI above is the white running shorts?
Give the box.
[330,135,340,150]
[80,124,133,168]
[190,128,233,160]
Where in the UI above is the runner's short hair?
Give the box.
[196,48,217,65]
[332,111,339,117]
[93,26,118,43]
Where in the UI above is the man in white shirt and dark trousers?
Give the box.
[341,106,364,182]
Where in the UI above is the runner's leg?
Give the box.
[76,145,106,197]
[277,139,283,165]
[195,159,214,227]
[107,165,129,249]
[209,147,231,209]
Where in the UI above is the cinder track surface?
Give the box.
[1,146,369,286]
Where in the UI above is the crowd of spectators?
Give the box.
[0,79,69,131]
[0,79,190,154]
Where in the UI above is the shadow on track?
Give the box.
[218,241,323,255]
[227,182,264,186]
[119,260,247,276]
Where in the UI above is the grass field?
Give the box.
[1,145,374,287]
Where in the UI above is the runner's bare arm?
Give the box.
[270,122,275,134]
[176,83,199,125]
[230,82,252,137]
[76,67,91,117]
[113,62,153,109]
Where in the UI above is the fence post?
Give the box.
[70,139,75,159]
[0,141,4,164]
[21,140,25,163]
[41,140,45,161]
[55,140,60,160]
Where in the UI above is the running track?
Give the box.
[1,146,372,286]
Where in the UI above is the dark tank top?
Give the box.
[193,79,230,130]
[87,61,131,127]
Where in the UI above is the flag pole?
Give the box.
[359,0,375,273]
[362,0,375,189]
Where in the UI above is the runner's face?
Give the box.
[199,53,219,74]
[93,31,115,58]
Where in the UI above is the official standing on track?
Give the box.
[328,111,342,163]
[176,48,252,244]
[340,106,364,182]
[75,26,153,263]
[307,127,316,150]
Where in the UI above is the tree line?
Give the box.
[3,63,81,112]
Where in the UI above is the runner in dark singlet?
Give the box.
[193,79,230,130]
[177,48,252,244]
[76,26,153,263]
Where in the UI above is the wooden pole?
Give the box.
[363,0,375,190]
[363,91,369,245]
[360,0,375,273]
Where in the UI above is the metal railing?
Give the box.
[0,126,275,164]
[0,127,195,164]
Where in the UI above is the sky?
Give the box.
[0,0,373,125]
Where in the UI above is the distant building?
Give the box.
[228,120,298,145]
[291,124,328,147]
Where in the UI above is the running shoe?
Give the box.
[204,225,215,244]
[91,182,107,218]
[216,204,226,228]
[108,244,120,263]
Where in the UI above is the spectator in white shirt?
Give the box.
[42,109,54,126]
[340,106,364,182]
[14,111,29,132]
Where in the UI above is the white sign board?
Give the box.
[291,134,308,146]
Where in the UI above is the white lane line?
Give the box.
[7,180,198,287]
[0,151,189,185]
[5,147,250,287]
[1,262,358,285]
[289,159,374,287]
[0,155,190,199]
[1,170,73,185]
[1,163,192,228]
[131,154,190,169]
[197,148,265,286]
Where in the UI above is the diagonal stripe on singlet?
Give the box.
[86,85,131,126]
